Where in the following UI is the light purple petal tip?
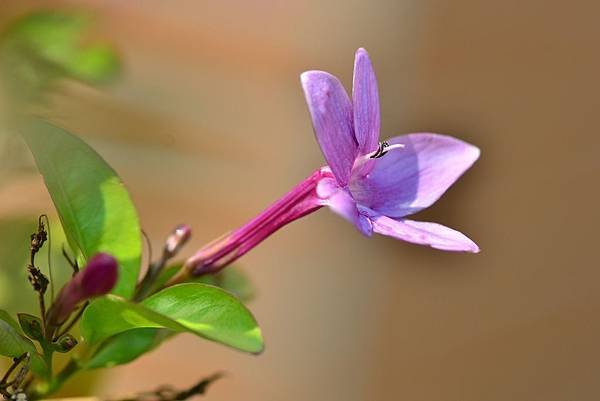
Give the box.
[301,70,357,186]
[371,215,480,253]
[350,133,480,217]
[352,48,380,154]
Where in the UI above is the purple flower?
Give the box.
[302,48,480,252]
[184,48,479,277]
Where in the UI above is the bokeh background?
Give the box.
[0,1,599,400]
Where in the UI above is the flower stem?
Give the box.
[179,168,331,278]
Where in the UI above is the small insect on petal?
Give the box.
[369,141,390,159]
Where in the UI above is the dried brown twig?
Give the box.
[109,372,224,401]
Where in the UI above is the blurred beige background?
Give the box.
[1,0,599,400]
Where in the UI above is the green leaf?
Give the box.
[17,313,43,341]
[22,119,141,298]
[198,267,255,302]
[0,310,21,332]
[80,283,263,354]
[85,328,171,369]
[155,264,255,302]
[1,11,121,87]
[0,312,46,376]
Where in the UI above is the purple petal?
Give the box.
[317,177,372,236]
[352,48,380,154]
[371,215,480,252]
[301,71,358,186]
[350,133,480,217]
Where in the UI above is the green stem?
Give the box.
[40,342,53,381]
[33,339,106,398]
[38,293,47,337]
[51,358,79,393]
[135,256,167,302]
[36,339,111,398]
[31,358,80,400]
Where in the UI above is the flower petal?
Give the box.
[350,133,480,217]
[352,48,380,154]
[301,70,358,186]
[371,215,480,252]
[317,177,372,236]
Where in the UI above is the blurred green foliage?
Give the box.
[0,10,120,102]
[0,9,122,186]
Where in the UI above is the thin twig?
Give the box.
[62,246,79,274]
[0,353,30,400]
[173,372,223,400]
[134,230,161,302]
[28,217,49,336]
[53,302,89,340]
[40,215,54,301]
[21,376,33,393]
[109,372,224,401]
[37,295,46,336]
[0,353,28,385]
[142,229,154,269]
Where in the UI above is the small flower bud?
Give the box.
[78,253,119,297]
[54,333,78,353]
[164,224,192,259]
[48,252,118,325]
[17,313,43,340]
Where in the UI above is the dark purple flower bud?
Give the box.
[78,253,119,297]
[48,252,118,325]
[164,224,191,259]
